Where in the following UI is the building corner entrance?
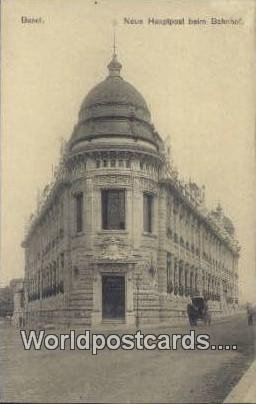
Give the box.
[102,275,125,319]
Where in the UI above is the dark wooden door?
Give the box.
[102,275,125,319]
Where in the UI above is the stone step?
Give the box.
[136,296,159,301]
[70,297,92,302]
[69,304,93,310]
[136,295,159,301]
[65,310,92,318]
[139,291,158,294]
[73,283,93,290]
[77,280,93,284]
[135,295,159,300]
[136,303,159,309]
[101,319,126,324]
[70,296,93,303]
[69,318,91,326]
[74,280,92,284]
[70,300,92,306]
[78,274,93,279]
[71,289,93,295]
[70,293,93,300]
[138,308,160,314]
[138,319,160,325]
[70,297,93,303]
[70,302,93,309]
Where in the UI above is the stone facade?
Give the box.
[22,53,240,328]
[11,279,24,327]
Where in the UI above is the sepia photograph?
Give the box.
[1,0,256,402]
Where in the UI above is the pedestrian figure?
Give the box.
[247,303,253,326]
[187,301,197,326]
[203,298,211,325]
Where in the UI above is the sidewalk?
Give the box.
[224,359,256,403]
[24,312,244,335]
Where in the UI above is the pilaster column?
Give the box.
[178,260,185,296]
[194,269,198,294]
[185,265,189,294]
[191,269,195,294]
[170,254,175,284]
[174,257,179,294]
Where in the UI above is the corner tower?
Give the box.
[63,52,165,327]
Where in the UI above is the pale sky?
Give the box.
[1,0,255,302]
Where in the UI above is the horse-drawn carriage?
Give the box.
[187,296,211,326]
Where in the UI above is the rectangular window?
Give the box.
[75,193,83,233]
[101,189,125,230]
[143,193,153,233]
[167,253,172,285]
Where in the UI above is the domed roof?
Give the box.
[78,54,151,123]
[69,53,164,152]
[210,204,235,237]
[223,216,235,236]
[80,78,150,115]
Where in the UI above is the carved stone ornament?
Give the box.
[146,259,158,288]
[98,237,131,261]
[148,262,157,278]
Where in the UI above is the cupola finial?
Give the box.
[113,19,117,56]
[107,20,122,77]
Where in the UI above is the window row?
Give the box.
[28,200,65,259]
[96,159,131,169]
[28,280,64,302]
[166,254,225,301]
[74,189,154,233]
[95,159,158,173]
[27,255,65,301]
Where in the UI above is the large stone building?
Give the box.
[22,51,240,327]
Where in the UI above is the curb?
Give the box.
[224,359,256,403]
[34,313,242,335]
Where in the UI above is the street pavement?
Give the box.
[0,313,255,403]
[224,358,256,403]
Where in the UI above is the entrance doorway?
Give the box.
[102,275,125,319]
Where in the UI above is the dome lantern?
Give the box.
[107,53,122,77]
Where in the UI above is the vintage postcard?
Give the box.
[1,0,255,403]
